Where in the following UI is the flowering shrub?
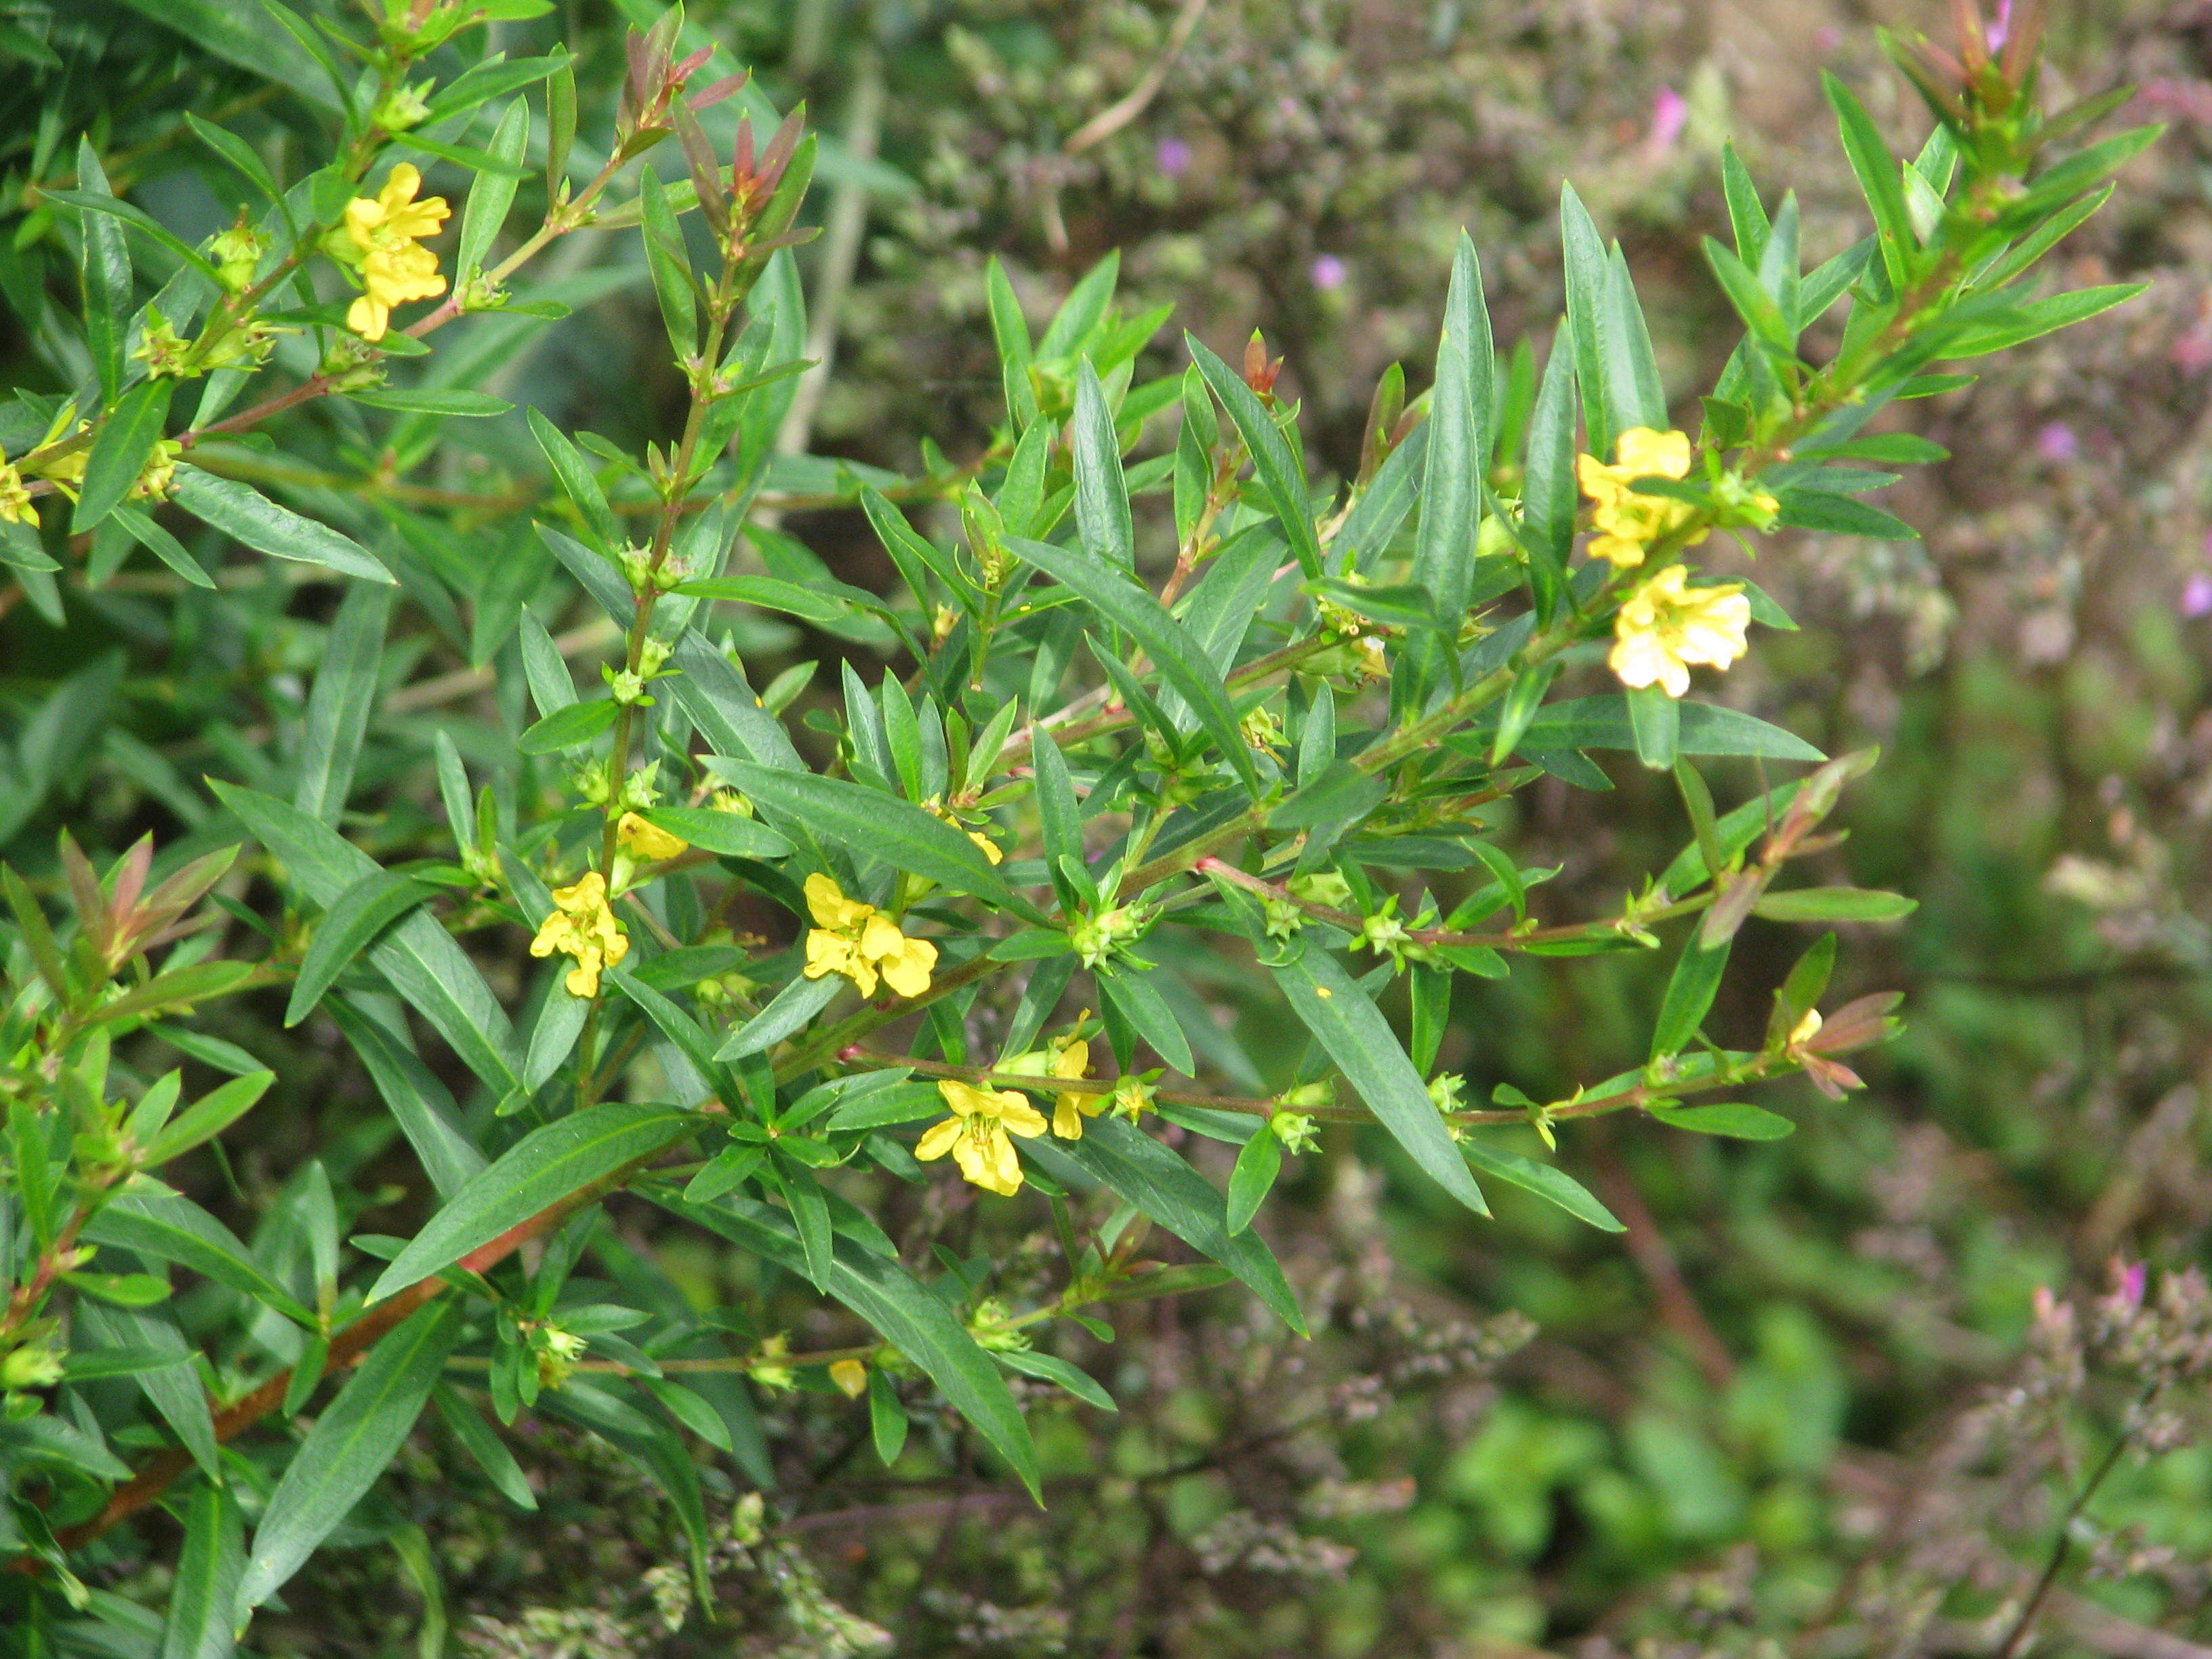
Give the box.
[0,0,2158,1647]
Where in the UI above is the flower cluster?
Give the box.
[529,871,630,998]
[335,165,450,342]
[1608,565,1751,699]
[1576,426,1707,568]
[801,873,937,999]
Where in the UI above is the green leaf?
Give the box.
[64,1269,173,1306]
[1071,359,1134,569]
[638,806,792,859]
[1269,943,1488,1215]
[1225,1124,1282,1235]
[1626,683,1680,771]
[1704,237,1794,356]
[82,1193,313,1325]
[1560,184,1628,459]
[1772,487,1919,539]
[1721,143,1772,265]
[1823,71,1917,287]
[985,257,1040,430]
[1650,1101,1795,1140]
[1937,283,2146,358]
[1185,335,1324,579]
[527,407,620,550]
[518,697,619,754]
[661,1191,1042,1498]
[293,583,393,826]
[676,573,869,623]
[114,503,213,587]
[1509,696,1824,762]
[368,1105,699,1302]
[1024,1115,1307,1332]
[1456,1139,1622,1231]
[1491,661,1558,768]
[1517,326,1577,617]
[708,760,1038,920]
[639,165,699,359]
[171,467,393,584]
[347,388,514,417]
[212,783,523,1096]
[1006,535,1258,796]
[161,1478,243,1659]
[1751,886,1917,923]
[140,1069,274,1164]
[431,1383,537,1510]
[75,380,172,531]
[327,1000,487,1198]
[237,1300,463,1611]
[1096,965,1195,1074]
[1651,933,1729,1061]
[184,110,281,203]
[285,873,436,1026]
[996,1349,1115,1411]
[76,1303,218,1478]
[73,142,131,404]
[869,1369,909,1465]
[1412,234,1490,650]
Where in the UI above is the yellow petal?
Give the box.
[859,912,908,962]
[552,872,607,912]
[1000,1097,1048,1139]
[968,830,1003,865]
[915,1117,962,1162]
[804,872,867,930]
[937,1079,995,1118]
[346,293,388,341]
[983,1126,1025,1195]
[617,812,689,862]
[878,936,937,999]
[1616,427,1692,480]
[1052,1096,1085,1139]
[1052,1039,1090,1082]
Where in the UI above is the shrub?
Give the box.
[0,0,2158,1649]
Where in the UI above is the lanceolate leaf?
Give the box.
[1071,359,1134,569]
[171,468,393,585]
[658,1191,1043,1499]
[1025,1114,1308,1332]
[1502,697,1824,762]
[161,1479,243,1659]
[1413,234,1489,641]
[1456,1139,1622,1231]
[707,760,1039,920]
[211,783,523,1096]
[292,583,394,827]
[327,1000,487,1197]
[1185,335,1324,579]
[285,872,436,1026]
[237,1300,464,1610]
[83,1193,313,1326]
[75,379,172,531]
[1269,943,1490,1216]
[368,1104,700,1301]
[1006,535,1258,795]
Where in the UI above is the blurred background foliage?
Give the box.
[7,0,2212,1652]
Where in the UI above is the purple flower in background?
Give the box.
[1988,0,2013,52]
[1647,86,1688,155]
[1310,253,1347,291]
[1155,136,1191,178]
[2121,1260,2149,1309]
[2034,421,2078,462]
[2183,571,2212,618]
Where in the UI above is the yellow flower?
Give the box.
[0,460,35,528]
[828,1358,868,1397]
[916,1079,1048,1197]
[1048,1036,1101,1140]
[529,870,630,997]
[341,164,449,342]
[800,872,937,1000]
[1608,565,1752,699]
[616,811,689,862]
[1576,427,1707,569]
